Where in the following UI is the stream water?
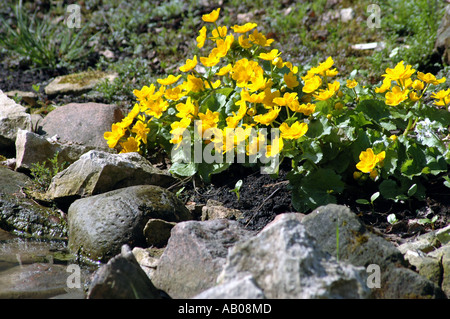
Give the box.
[0,228,98,299]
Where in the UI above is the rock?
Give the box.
[216,214,370,299]
[37,102,124,150]
[143,219,176,248]
[436,224,450,246]
[339,8,355,23]
[398,231,441,254]
[429,245,450,297]
[193,275,266,299]
[0,90,31,151]
[87,245,162,299]
[403,250,442,284]
[0,166,67,239]
[46,150,176,204]
[44,70,118,96]
[435,4,450,64]
[152,219,255,299]
[301,204,445,299]
[5,90,38,107]
[15,129,92,172]
[132,247,163,280]
[0,263,71,299]
[201,199,243,221]
[67,185,192,262]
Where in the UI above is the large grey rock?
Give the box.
[429,245,450,297]
[68,185,192,262]
[152,219,255,299]
[0,90,31,150]
[216,214,370,299]
[46,150,175,203]
[301,204,446,299]
[87,245,161,299]
[15,129,92,172]
[37,102,123,150]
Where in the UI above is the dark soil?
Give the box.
[179,161,450,246]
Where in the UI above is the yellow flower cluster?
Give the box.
[356,148,386,179]
[105,8,314,158]
[375,61,446,106]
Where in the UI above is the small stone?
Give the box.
[44,71,118,96]
[143,218,176,248]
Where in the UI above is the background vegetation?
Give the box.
[0,0,448,109]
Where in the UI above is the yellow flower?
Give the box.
[313,56,334,76]
[231,58,263,88]
[120,136,140,153]
[104,123,125,148]
[211,26,227,40]
[279,121,308,140]
[356,148,385,173]
[157,74,182,86]
[144,98,169,118]
[164,85,186,101]
[238,35,253,49]
[389,135,397,142]
[248,29,274,47]
[273,92,298,107]
[313,81,340,101]
[131,120,150,144]
[302,75,322,93]
[179,56,198,72]
[266,136,284,158]
[258,49,281,61]
[383,61,415,82]
[182,74,204,93]
[170,118,191,145]
[294,102,316,116]
[133,84,156,102]
[200,54,221,67]
[409,91,420,102]
[202,8,220,23]
[204,79,221,89]
[246,131,266,156]
[411,80,424,91]
[176,97,198,119]
[284,72,300,89]
[196,26,207,48]
[253,106,280,126]
[198,109,220,134]
[417,72,446,85]
[216,64,232,76]
[385,86,409,106]
[375,77,392,94]
[284,61,298,74]
[231,22,258,33]
[431,89,450,106]
[346,79,358,89]
[326,68,339,77]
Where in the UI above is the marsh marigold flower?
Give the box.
[202,8,220,23]
[383,61,415,83]
[302,75,322,94]
[197,26,207,48]
[356,148,385,173]
[258,49,281,61]
[385,86,409,106]
[157,74,181,86]
[179,56,198,72]
[346,79,358,89]
[131,120,150,144]
[120,136,140,153]
[104,123,125,148]
[284,72,300,89]
[417,72,446,85]
[253,107,280,125]
[231,22,257,33]
[279,121,308,140]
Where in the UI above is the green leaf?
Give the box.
[370,191,380,203]
[169,162,197,177]
[356,199,370,205]
[355,99,390,123]
[197,162,231,183]
[407,183,417,197]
